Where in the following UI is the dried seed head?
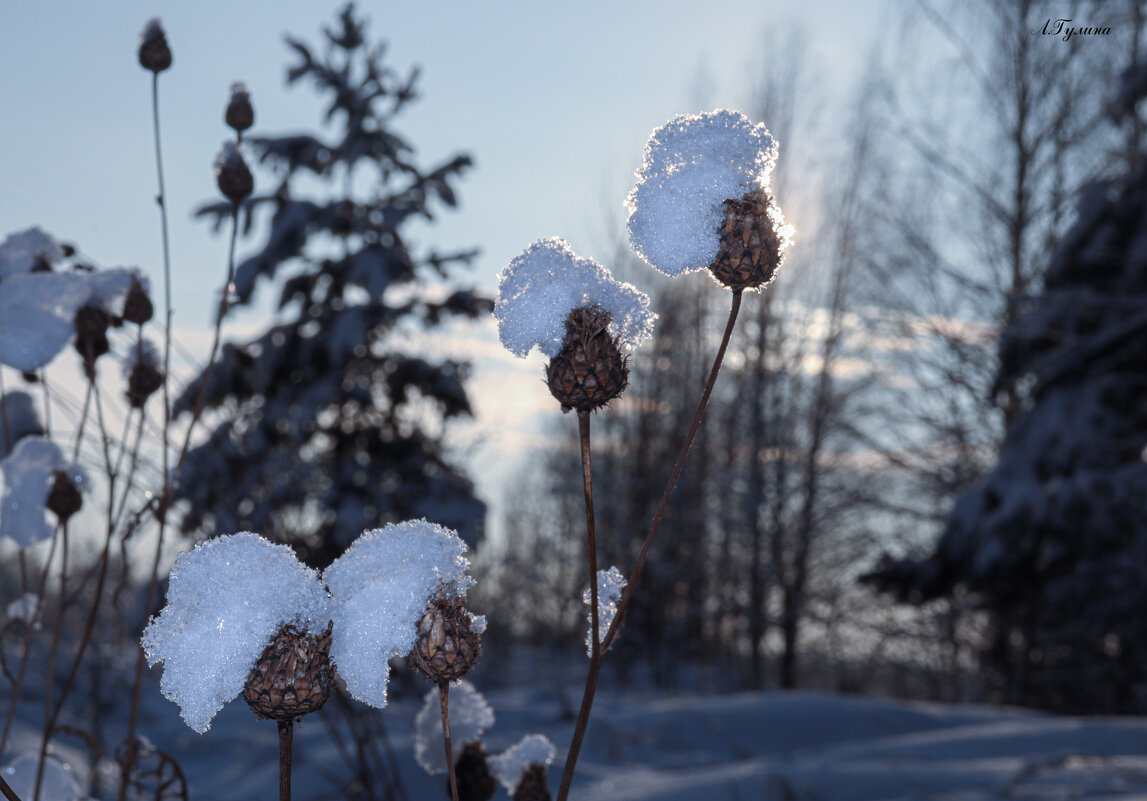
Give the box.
[122,280,154,325]
[710,189,789,292]
[138,18,172,74]
[215,141,253,204]
[124,341,164,409]
[411,596,483,684]
[225,82,255,134]
[45,469,83,522]
[73,306,111,378]
[453,742,497,801]
[545,305,629,413]
[512,765,551,801]
[242,623,334,722]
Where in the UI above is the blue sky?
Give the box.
[0,0,888,538]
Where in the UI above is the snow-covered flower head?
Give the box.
[214,141,253,203]
[490,734,557,796]
[141,532,331,733]
[322,519,477,708]
[138,17,172,73]
[494,238,655,359]
[0,437,88,548]
[226,81,255,134]
[626,109,790,280]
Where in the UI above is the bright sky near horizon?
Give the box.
[0,0,888,541]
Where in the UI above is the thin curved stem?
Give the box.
[602,289,742,651]
[555,411,601,801]
[439,683,459,801]
[555,289,743,801]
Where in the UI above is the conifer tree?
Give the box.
[176,4,490,566]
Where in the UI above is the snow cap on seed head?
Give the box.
[140,532,331,733]
[495,237,655,358]
[323,519,475,709]
[626,109,779,277]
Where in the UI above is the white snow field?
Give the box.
[7,679,1147,800]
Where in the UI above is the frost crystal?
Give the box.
[490,734,557,794]
[0,437,82,548]
[1,754,82,801]
[140,532,331,733]
[0,227,63,278]
[583,565,626,656]
[627,109,778,277]
[414,680,495,775]
[494,238,655,358]
[323,519,473,708]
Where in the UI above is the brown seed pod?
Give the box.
[710,188,786,292]
[225,83,255,134]
[410,596,482,684]
[242,623,334,722]
[215,143,253,204]
[138,19,172,74]
[451,741,497,801]
[512,765,551,801]
[122,281,154,325]
[73,306,111,377]
[45,470,83,523]
[545,306,629,413]
[126,360,164,409]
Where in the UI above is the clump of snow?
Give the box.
[490,734,557,794]
[1,753,83,801]
[85,267,140,318]
[0,437,83,547]
[583,565,626,656]
[494,238,655,358]
[323,519,473,708]
[414,680,495,775]
[626,109,778,277]
[0,273,92,371]
[5,593,40,626]
[0,227,63,279]
[140,532,331,733]
[215,141,247,173]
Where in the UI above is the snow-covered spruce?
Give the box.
[141,532,331,733]
[323,519,478,708]
[583,565,626,656]
[414,679,495,775]
[0,437,87,548]
[626,109,791,284]
[489,734,557,796]
[494,237,654,359]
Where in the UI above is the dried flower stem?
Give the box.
[121,69,174,801]
[34,525,70,801]
[555,410,601,801]
[278,720,294,801]
[440,683,460,801]
[555,289,743,801]
[0,773,23,801]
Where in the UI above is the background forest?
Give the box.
[1,2,1146,801]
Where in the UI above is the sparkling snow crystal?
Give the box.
[414,680,495,775]
[323,519,473,708]
[583,565,626,656]
[627,109,779,277]
[494,238,655,358]
[141,532,331,733]
[0,437,85,548]
[490,734,557,794]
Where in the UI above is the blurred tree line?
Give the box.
[479,0,1147,712]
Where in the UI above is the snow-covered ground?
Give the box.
[11,673,1147,801]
